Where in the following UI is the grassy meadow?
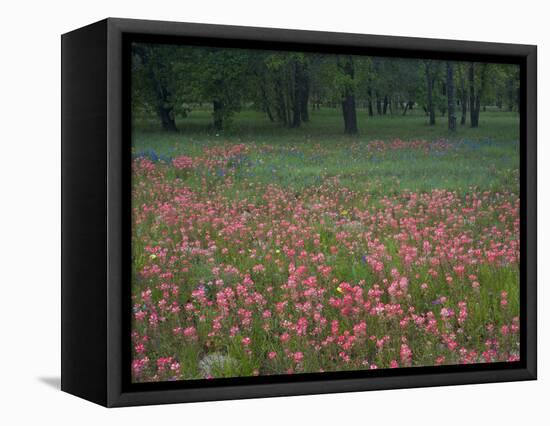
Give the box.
[133,109,519,196]
[131,107,520,382]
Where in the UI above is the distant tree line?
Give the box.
[132,43,520,134]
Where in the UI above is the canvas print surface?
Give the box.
[130,42,520,383]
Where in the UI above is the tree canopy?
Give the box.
[131,43,520,133]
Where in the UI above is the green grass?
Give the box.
[133,108,519,197]
[133,107,519,147]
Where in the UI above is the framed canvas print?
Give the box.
[61,18,537,407]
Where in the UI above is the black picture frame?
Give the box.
[61,17,537,407]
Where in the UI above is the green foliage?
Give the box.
[132,44,195,119]
[194,47,250,128]
[131,42,521,133]
[260,52,308,126]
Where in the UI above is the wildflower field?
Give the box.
[131,111,520,382]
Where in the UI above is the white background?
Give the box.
[0,0,546,424]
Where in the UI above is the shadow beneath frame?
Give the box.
[38,376,61,390]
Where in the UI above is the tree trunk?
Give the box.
[260,78,274,121]
[342,96,358,135]
[151,65,177,132]
[291,59,310,127]
[383,95,389,115]
[291,91,301,128]
[367,88,374,116]
[446,62,457,131]
[376,95,382,115]
[134,46,178,132]
[157,104,177,132]
[460,70,467,125]
[291,60,302,128]
[213,100,223,131]
[300,92,309,122]
[425,62,436,126]
[300,67,310,123]
[468,62,487,128]
[285,92,292,126]
[339,56,358,135]
[274,78,288,126]
[265,105,274,122]
[153,85,177,132]
[473,95,481,127]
